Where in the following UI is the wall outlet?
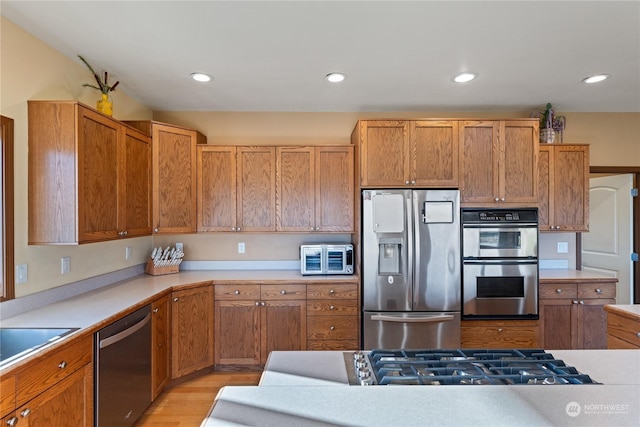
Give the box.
[125,246,132,260]
[238,242,245,254]
[176,242,183,252]
[16,264,28,283]
[61,256,71,274]
[557,241,569,254]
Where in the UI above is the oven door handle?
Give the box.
[370,314,455,323]
[463,259,537,265]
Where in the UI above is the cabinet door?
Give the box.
[552,145,589,231]
[77,106,120,242]
[214,300,261,365]
[15,364,92,427]
[197,146,237,231]
[151,295,170,400]
[261,300,307,364]
[578,299,615,349]
[459,121,499,203]
[502,121,538,203]
[237,147,276,231]
[359,121,409,186]
[121,127,152,237]
[537,145,553,231]
[171,285,214,378]
[276,147,314,232]
[315,146,354,232]
[412,121,459,187]
[152,124,197,233]
[539,299,575,349]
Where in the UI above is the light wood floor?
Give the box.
[134,370,262,427]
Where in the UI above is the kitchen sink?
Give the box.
[0,327,79,367]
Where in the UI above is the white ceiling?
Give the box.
[2,0,639,113]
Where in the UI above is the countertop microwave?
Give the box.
[300,244,354,275]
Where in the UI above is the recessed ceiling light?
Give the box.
[453,73,477,83]
[582,74,610,84]
[325,72,346,83]
[191,72,213,82]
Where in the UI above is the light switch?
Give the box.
[16,264,28,283]
[61,256,71,274]
[557,242,569,254]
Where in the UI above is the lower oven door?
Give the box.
[363,311,460,349]
[463,259,538,318]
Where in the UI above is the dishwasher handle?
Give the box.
[370,314,455,323]
[99,313,151,349]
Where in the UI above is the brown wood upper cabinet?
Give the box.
[197,146,276,232]
[459,120,538,206]
[538,144,590,231]
[28,101,152,244]
[277,146,354,232]
[355,120,458,187]
[125,121,206,234]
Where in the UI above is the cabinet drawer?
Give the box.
[306,284,358,299]
[215,284,260,300]
[16,334,92,406]
[0,374,16,419]
[307,340,359,351]
[461,326,539,348]
[607,313,640,347]
[307,316,358,340]
[539,283,577,299]
[578,282,616,299]
[261,284,306,300]
[307,300,358,315]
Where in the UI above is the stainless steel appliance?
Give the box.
[462,208,539,319]
[95,305,152,427]
[362,189,461,349]
[346,349,598,386]
[300,244,353,275]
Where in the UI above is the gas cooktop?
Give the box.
[348,349,600,386]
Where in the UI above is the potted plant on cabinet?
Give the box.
[78,55,119,117]
[536,103,567,143]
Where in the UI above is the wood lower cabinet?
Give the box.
[354,120,458,187]
[214,284,307,366]
[459,120,538,205]
[306,284,359,350]
[604,305,640,349]
[538,144,589,231]
[460,320,539,348]
[0,335,93,427]
[126,120,206,234]
[539,279,616,349]
[151,294,170,400]
[277,146,354,232]
[171,284,214,378]
[28,101,151,244]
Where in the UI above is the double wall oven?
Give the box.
[462,209,539,319]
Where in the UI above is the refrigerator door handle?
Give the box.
[370,314,455,323]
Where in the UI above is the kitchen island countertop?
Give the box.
[205,349,640,427]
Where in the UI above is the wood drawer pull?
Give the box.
[58,361,67,369]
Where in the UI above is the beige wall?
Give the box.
[2,16,639,298]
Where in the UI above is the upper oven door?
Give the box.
[463,225,537,258]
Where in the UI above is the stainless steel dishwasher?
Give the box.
[95,304,152,427]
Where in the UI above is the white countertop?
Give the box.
[205,350,640,427]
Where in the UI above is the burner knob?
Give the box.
[357,367,371,379]
[355,360,367,369]
[353,352,365,361]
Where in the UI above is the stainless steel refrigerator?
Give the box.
[362,189,461,349]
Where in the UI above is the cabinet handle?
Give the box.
[411,180,416,185]
[405,180,410,185]
[501,197,505,202]
[556,289,562,293]
[280,290,286,295]
[20,408,31,418]
[173,297,179,302]
[255,301,260,306]
[494,197,500,202]
[153,308,159,313]
[555,226,561,230]
[497,328,503,332]
[329,289,335,295]
[58,361,67,369]
[6,416,18,426]
[231,227,236,231]
[237,227,242,232]
[636,332,640,338]
[595,288,602,294]
[234,290,240,295]
[261,301,266,306]
[154,227,159,233]
[579,300,584,304]
[330,326,335,331]
[329,305,335,310]
[572,300,578,304]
